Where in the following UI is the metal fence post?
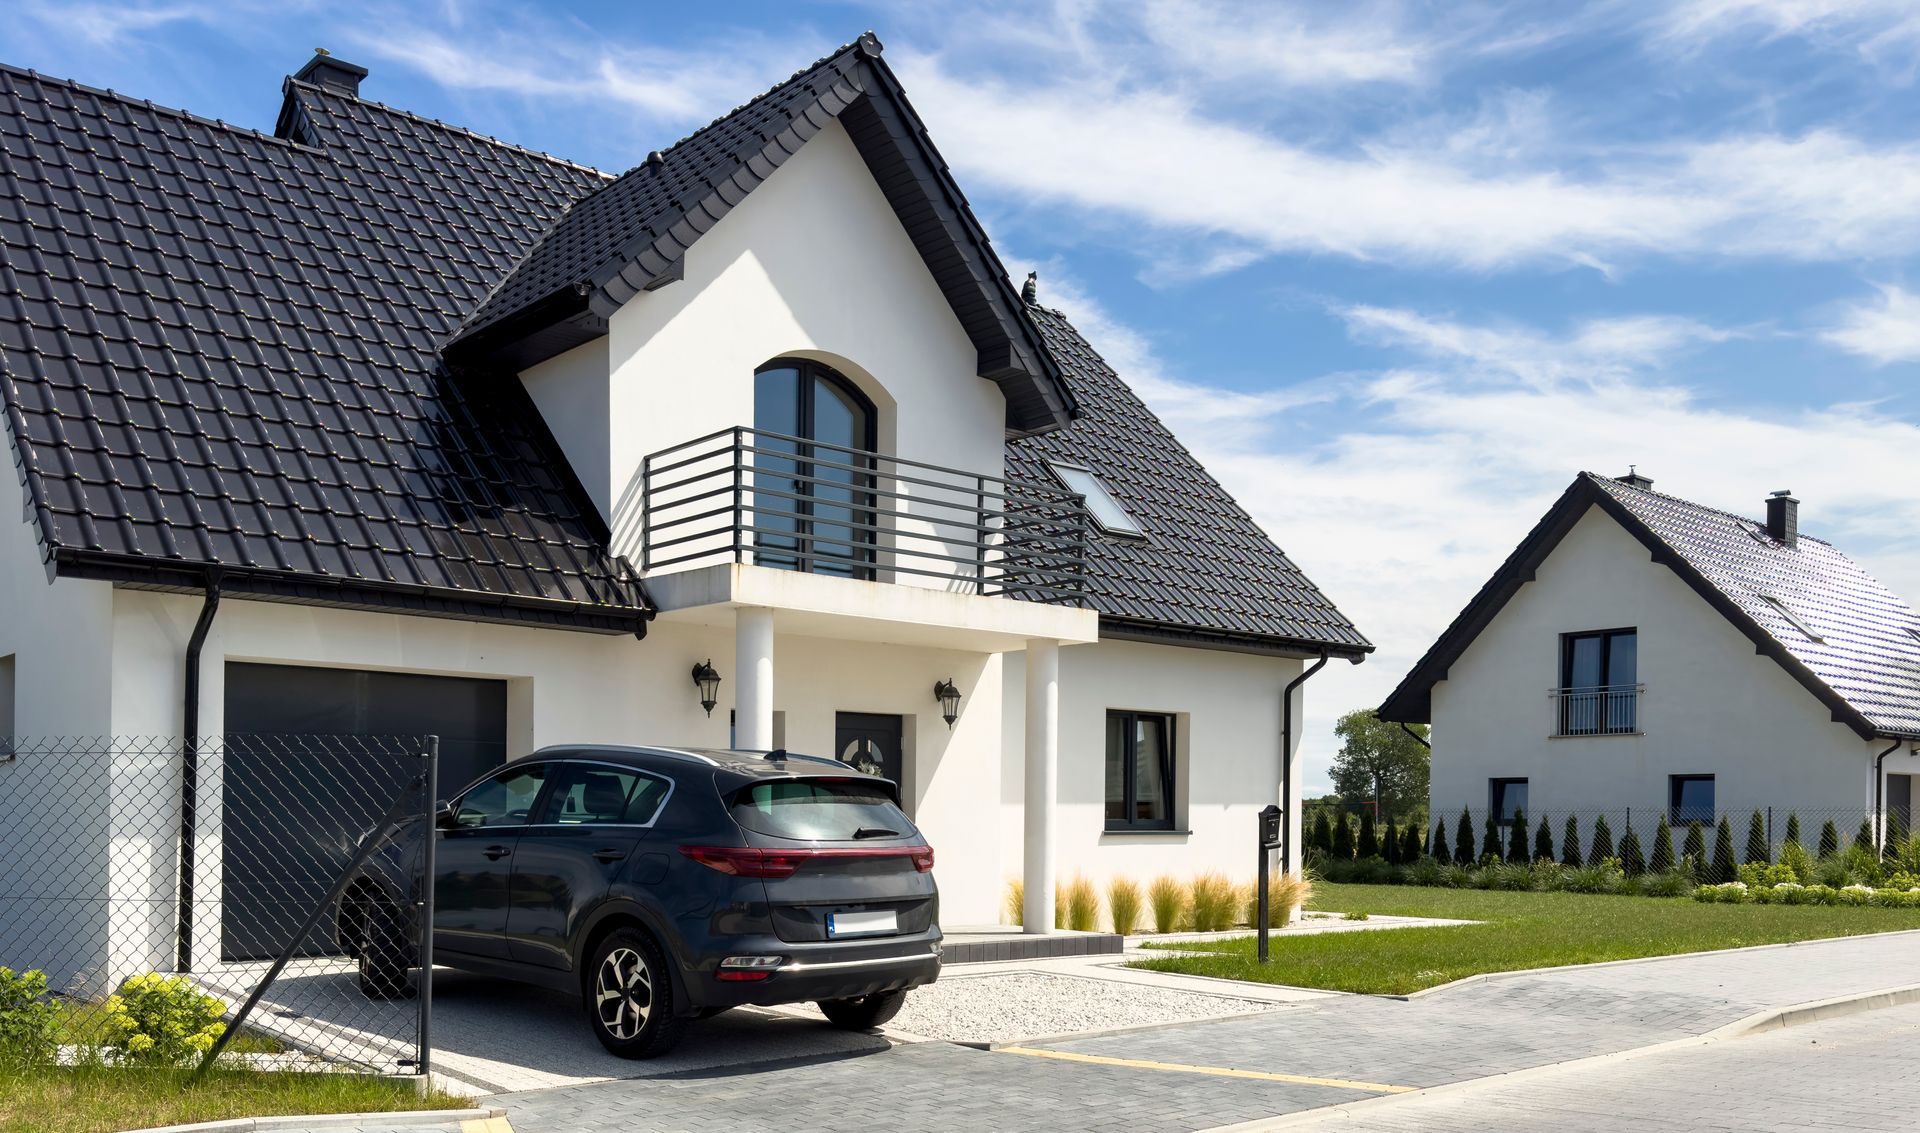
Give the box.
[416,735,439,1090]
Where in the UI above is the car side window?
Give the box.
[539,764,670,825]
[454,765,547,828]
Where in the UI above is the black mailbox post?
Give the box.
[1257,803,1284,963]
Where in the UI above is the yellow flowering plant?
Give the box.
[102,973,228,1067]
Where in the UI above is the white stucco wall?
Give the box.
[1429,504,1910,824]
[1001,639,1301,929]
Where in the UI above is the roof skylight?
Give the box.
[1761,595,1824,644]
[1050,463,1145,537]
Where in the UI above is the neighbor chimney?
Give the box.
[1615,466,1653,491]
[294,50,368,97]
[1766,490,1798,548]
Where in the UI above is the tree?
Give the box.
[1332,813,1355,859]
[1650,822,1675,873]
[1310,811,1334,857]
[1854,818,1874,854]
[1481,812,1501,862]
[1329,709,1431,822]
[1358,810,1380,859]
[1590,814,1615,863]
[1506,808,1529,863]
[1431,820,1451,865]
[1382,816,1400,863]
[1401,824,1422,863]
[1561,815,1583,868]
[1745,811,1769,865]
[1784,813,1802,848]
[1712,817,1737,883]
[1455,808,1475,864]
[1818,819,1839,859]
[1683,822,1706,874]
[1619,825,1645,875]
[1534,814,1554,863]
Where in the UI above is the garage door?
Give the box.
[222,663,509,961]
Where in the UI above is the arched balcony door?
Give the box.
[753,359,878,579]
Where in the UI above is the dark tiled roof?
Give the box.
[1380,472,1920,737]
[0,64,652,631]
[1006,304,1371,657]
[447,35,1073,435]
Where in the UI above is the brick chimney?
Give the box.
[294,50,368,97]
[1766,490,1799,548]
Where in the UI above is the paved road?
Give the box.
[293,931,1920,1133]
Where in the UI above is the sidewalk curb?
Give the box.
[1388,926,1920,1000]
[1195,981,1920,1132]
[133,1107,504,1133]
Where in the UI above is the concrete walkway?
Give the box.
[272,930,1920,1133]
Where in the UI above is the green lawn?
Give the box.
[0,1067,466,1133]
[1132,883,1920,995]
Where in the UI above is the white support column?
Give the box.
[735,606,775,750]
[1022,638,1059,934]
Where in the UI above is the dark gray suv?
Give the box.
[337,745,941,1057]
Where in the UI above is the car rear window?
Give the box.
[730,778,912,841]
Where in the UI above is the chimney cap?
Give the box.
[294,52,369,97]
[1614,466,1654,490]
[1771,489,1796,498]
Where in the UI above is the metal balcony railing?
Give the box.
[640,427,1091,604]
[1550,684,1642,736]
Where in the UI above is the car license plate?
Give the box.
[827,909,897,938]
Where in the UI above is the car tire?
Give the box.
[356,901,414,1000]
[585,928,687,1059]
[817,988,908,1030]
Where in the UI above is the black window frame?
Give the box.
[1489,777,1528,827]
[752,357,880,580]
[1669,774,1715,827]
[1105,709,1177,832]
[1558,627,1639,736]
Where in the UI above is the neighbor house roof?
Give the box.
[1378,472,1920,738]
[0,61,651,632]
[1005,301,1372,659]
[446,34,1074,436]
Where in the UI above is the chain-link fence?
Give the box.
[0,734,437,1077]
[1307,804,1912,869]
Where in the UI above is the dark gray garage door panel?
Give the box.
[222,663,508,961]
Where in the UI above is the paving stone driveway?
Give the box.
[297,930,1920,1133]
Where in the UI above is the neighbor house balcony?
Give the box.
[1550,683,1642,737]
[634,427,1099,650]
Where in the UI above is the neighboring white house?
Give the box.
[1380,471,1920,840]
[0,36,1368,983]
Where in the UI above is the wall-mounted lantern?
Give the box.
[691,660,722,717]
[933,678,962,729]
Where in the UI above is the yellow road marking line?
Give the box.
[995,1046,1416,1093]
[459,1117,514,1133]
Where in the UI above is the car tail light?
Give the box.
[679,844,936,878]
[717,955,785,982]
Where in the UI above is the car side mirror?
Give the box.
[435,802,458,830]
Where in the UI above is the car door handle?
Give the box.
[593,848,627,863]
[483,845,512,860]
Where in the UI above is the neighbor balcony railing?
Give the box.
[1550,683,1642,736]
[640,426,1091,605]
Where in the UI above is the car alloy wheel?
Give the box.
[595,946,654,1040]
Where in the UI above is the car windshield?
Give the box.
[730,778,911,841]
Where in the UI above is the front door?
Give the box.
[1892,774,1914,836]
[834,712,904,797]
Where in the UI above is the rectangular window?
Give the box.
[1558,628,1638,735]
[1489,778,1528,826]
[1669,775,1714,826]
[1105,710,1175,830]
[538,764,670,826]
[1051,463,1145,537]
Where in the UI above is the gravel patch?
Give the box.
[808,971,1280,1044]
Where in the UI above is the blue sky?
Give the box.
[10,1,1920,789]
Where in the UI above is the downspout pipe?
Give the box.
[175,572,223,973]
[1873,735,1903,860]
[1280,652,1330,877]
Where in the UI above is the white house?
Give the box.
[0,37,1368,983]
[1380,471,1920,843]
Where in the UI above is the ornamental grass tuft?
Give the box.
[1189,872,1237,932]
[1148,875,1186,933]
[1064,873,1099,932]
[1005,878,1024,927]
[1107,876,1143,935]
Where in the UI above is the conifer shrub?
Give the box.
[1401,824,1421,863]
[1455,808,1475,864]
[1650,821,1675,873]
[1712,817,1737,883]
[1619,826,1645,875]
[1481,812,1501,862]
[1855,818,1875,855]
[1534,814,1554,863]
[1745,810,1769,865]
[1381,817,1399,864]
[1358,811,1380,859]
[1683,821,1707,873]
[1819,819,1840,859]
[1310,811,1334,857]
[1590,814,1615,863]
[1562,815,1583,868]
[1784,813,1802,848]
[1432,820,1451,865]
[1506,808,1529,863]
[1332,813,1355,860]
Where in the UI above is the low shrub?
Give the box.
[1148,875,1185,933]
[1738,862,1797,888]
[1064,873,1099,932]
[1692,881,1749,904]
[1440,863,1474,889]
[1638,870,1695,898]
[1563,861,1623,894]
[0,967,61,1071]
[1405,856,1445,887]
[1107,877,1142,935]
[1813,854,1854,889]
[1528,859,1565,891]
[104,973,227,1067]
[1781,840,1812,884]
[1189,872,1237,932]
[1839,883,1875,907]
[1801,883,1838,905]
[1005,878,1025,926]
[1485,862,1533,891]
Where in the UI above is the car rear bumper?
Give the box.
[686,931,943,1009]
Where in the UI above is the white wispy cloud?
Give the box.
[1821,284,1920,364]
[18,0,217,47]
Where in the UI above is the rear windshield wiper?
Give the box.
[851,826,901,839]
